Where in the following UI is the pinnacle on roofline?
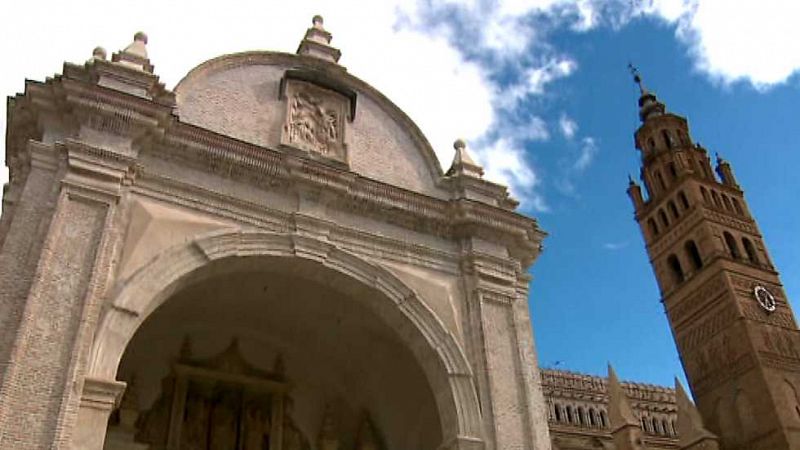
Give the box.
[111,31,154,73]
[448,138,484,178]
[296,15,342,63]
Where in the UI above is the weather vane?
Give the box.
[628,63,645,93]
[628,62,645,93]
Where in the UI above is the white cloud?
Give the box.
[525,58,578,95]
[555,135,598,196]
[640,0,800,87]
[474,138,548,211]
[559,113,578,139]
[603,241,628,251]
[574,137,598,171]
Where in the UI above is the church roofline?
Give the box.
[173,50,446,182]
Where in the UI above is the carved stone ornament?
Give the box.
[281,79,348,163]
[754,285,777,313]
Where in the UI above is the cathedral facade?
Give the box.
[0,16,798,450]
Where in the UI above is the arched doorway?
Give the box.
[85,232,482,450]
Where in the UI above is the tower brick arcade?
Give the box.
[626,71,800,450]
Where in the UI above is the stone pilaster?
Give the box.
[0,141,131,449]
[0,142,62,388]
[460,244,550,450]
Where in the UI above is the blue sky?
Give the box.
[1,1,799,388]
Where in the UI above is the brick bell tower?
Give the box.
[625,68,800,450]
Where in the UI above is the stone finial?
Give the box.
[607,365,639,429]
[448,139,484,178]
[112,31,154,73]
[313,15,325,29]
[296,15,342,63]
[91,46,107,61]
[675,378,720,449]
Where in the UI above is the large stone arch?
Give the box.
[86,229,483,447]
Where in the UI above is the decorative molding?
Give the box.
[675,304,738,353]
[666,274,726,328]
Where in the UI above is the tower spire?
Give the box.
[628,64,665,122]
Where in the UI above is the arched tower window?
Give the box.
[722,195,732,211]
[662,130,673,149]
[656,170,667,191]
[577,406,585,425]
[711,190,722,208]
[668,162,678,180]
[554,404,562,422]
[742,238,759,264]
[652,417,661,434]
[566,405,574,424]
[685,240,703,270]
[700,187,710,204]
[589,408,597,427]
[662,419,671,436]
[679,191,690,209]
[724,232,741,259]
[659,210,669,228]
[668,254,685,284]
[648,218,659,237]
[600,410,608,428]
[668,201,679,219]
[732,198,743,215]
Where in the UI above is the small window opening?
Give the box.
[732,198,743,215]
[700,187,710,204]
[686,240,703,270]
[711,191,722,208]
[679,191,690,209]
[668,162,678,180]
[662,130,673,149]
[554,404,562,422]
[722,195,733,211]
[668,254,685,284]
[742,238,759,264]
[648,218,659,237]
[577,407,585,425]
[656,171,666,191]
[659,210,669,228]
[668,201,680,219]
[724,232,741,259]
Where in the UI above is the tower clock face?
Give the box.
[753,285,777,312]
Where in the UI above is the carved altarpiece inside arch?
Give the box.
[124,339,309,450]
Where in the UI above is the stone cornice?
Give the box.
[6,54,545,271]
[150,121,544,269]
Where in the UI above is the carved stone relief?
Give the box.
[281,79,348,163]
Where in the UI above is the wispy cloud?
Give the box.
[603,241,629,251]
[559,113,578,140]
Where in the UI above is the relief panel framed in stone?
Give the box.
[280,78,350,164]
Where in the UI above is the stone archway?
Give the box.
[80,230,483,449]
